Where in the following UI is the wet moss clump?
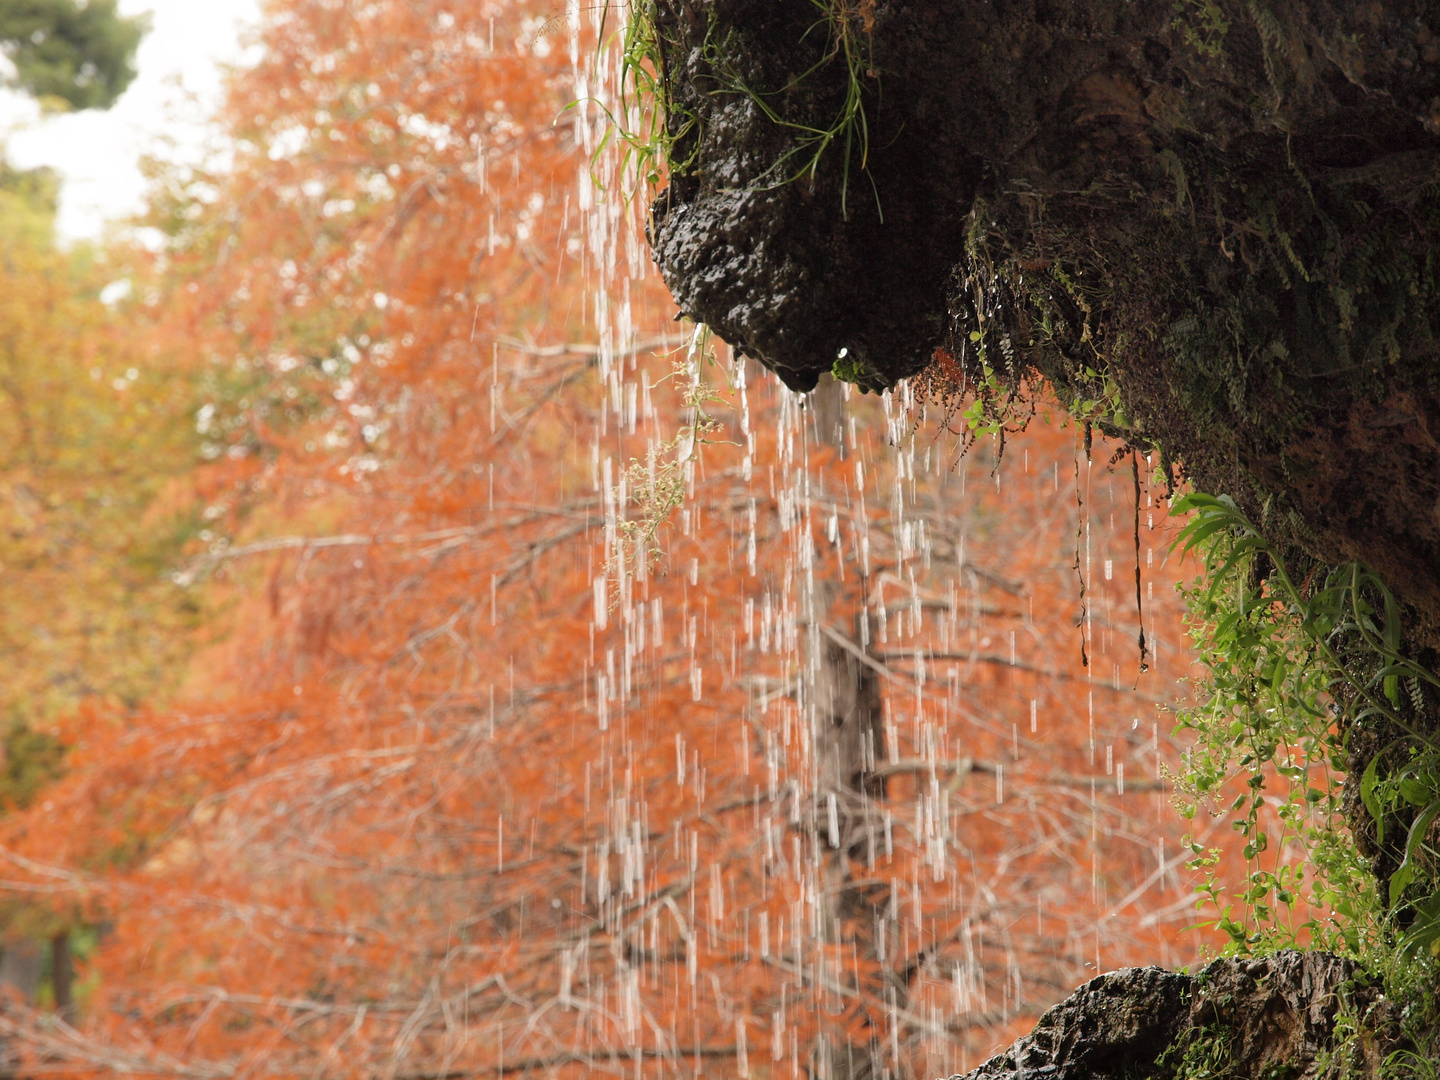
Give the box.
[955,137,1440,649]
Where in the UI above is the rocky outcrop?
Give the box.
[645,2,1440,1072]
[648,0,979,394]
[953,951,1390,1080]
[647,0,1440,648]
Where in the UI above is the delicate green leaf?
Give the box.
[1360,752,1385,844]
[1390,799,1440,907]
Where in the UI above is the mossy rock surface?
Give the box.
[953,951,1386,1079]
[649,0,1440,646]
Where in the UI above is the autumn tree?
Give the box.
[0,197,200,716]
[0,2,1315,1078]
[0,147,204,1009]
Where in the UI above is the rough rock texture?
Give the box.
[648,0,1440,654]
[648,0,979,395]
[960,966,1192,1080]
[649,0,981,394]
[952,951,1389,1080]
[647,4,1440,1069]
[649,0,1440,914]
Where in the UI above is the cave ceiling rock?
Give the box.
[648,0,1440,639]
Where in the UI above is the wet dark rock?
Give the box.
[952,951,1389,1080]
[648,0,1440,653]
[648,0,981,393]
[650,2,1440,924]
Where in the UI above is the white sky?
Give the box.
[0,0,262,243]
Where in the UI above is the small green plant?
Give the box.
[932,227,1107,444]
[1158,1021,1241,1080]
[1173,0,1230,59]
[706,0,877,216]
[830,347,884,392]
[575,0,700,199]
[1386,1046,1440,1080]
[1165,496,1440,1073]
[1169,494,1412,956]
[1171,491,1440,1003]
[595,0,878,213]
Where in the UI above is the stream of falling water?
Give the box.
[524,6,1210,1076]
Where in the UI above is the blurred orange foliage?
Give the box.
[0,2,1283,1078]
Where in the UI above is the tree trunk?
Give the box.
[803,375,894,1079]
[51,933,73,1020]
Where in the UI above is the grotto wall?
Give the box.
[649,0,1440,644]
[645,0,1440,1073]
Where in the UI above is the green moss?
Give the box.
[945,117,1440,593]
[831,350,885,392]
[1157,1022,1241,1080]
